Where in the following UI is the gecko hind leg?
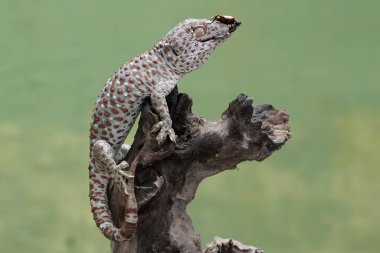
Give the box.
[114,144,134,195]
[93,140,134,195]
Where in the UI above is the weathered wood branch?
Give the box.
[108,87,291,253]
[204,237,264,253]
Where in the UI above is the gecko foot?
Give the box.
[151,119,177,145]
[112,161,134,195]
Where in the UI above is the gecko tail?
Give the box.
[89,162,138,241]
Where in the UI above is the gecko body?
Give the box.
[89,15,241,241]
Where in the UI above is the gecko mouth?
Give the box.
[211,15,241,33]
[199,35,220,42]
[199,15,241,42]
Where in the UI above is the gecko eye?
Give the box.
[193,26,206,38]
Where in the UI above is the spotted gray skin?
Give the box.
[89,15,241,241]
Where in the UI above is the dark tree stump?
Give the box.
[108,87,291,253]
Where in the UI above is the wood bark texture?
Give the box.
[108,87,291,253]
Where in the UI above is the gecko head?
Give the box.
[157,15,241,74]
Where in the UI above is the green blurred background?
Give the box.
[1,0,379,252]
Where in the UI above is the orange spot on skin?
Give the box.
[117,97,125,103]
[93,116,100,123]
[136,86,145,94]
[136,78,144,85]
[126,208,138,213]
[111,108,119,114]
[92,179,103,185]
[132,71,143,78]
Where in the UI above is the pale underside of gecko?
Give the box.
[89,15,241,241]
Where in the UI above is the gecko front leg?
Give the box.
[150,88,177,145]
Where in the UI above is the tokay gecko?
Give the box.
[89,15,241,241]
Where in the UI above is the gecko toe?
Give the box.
[168,129,177,143]
[151,122,163,133]
[119,161,129,169]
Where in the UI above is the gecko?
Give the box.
[89,15,241,241]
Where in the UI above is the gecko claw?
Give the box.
[151,118,177,145]
[117,161,129,170]
[151,121,164,133]
[156,127,177,145]
[112,161,134,195]
[168,128,177,143]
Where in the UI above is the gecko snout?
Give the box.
[211,15,241,33]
